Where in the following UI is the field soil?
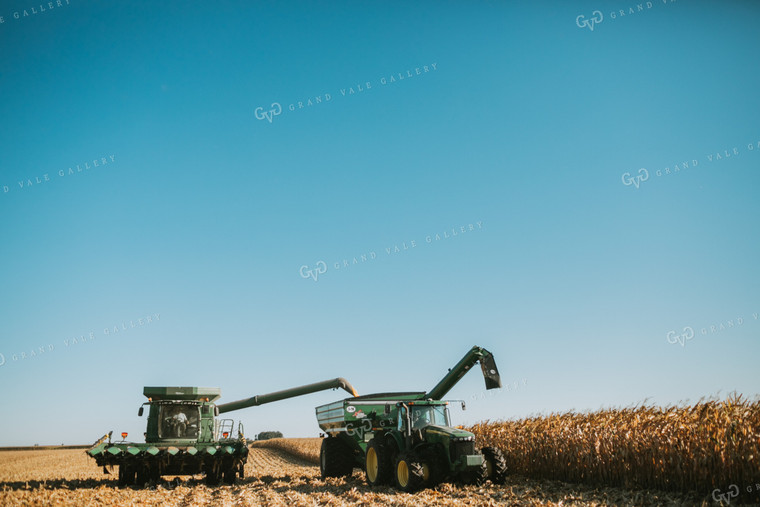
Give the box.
[0,440,712,506]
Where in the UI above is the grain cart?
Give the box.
[88,378,358,486]
[315,345,507,492]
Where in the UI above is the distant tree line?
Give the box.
[256,431,283,440]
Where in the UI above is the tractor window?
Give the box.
[411,405,449,430]
[158,405,200,439]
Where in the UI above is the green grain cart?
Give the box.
[88,378,358,486]
[315,345,507,492]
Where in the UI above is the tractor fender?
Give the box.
[384,432,404,457]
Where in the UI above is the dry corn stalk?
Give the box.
[468,394,760,501]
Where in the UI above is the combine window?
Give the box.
[158,404,200,439]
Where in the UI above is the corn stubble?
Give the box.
[469,394,760,501]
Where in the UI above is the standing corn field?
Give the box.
[469,394,760,503]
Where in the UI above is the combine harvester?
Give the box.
[88,378,358,486]
[315,345,507,492]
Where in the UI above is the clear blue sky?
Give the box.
[1,0,758,446]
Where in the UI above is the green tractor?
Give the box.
[315,346,507,492]
[88,378,358,486]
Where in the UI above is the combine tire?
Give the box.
[320,437,354,478]
[135,463,149,486]
[481,446,508,484]
[118,463,136,487]
[223,465,237,484]
[205,462,221,486]
[365,439,392,486]
[393,453,424,492]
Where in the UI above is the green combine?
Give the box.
[315,345,507,492]
[88,378,358,486]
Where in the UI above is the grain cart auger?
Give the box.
[87,378,358,487]
[315,345,507,492]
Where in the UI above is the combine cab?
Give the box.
[315,346,507,492]
[88,378,357,486]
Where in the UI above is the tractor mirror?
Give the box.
[138,406,143,417]
[461,401,466,411]
[214,406,220,417]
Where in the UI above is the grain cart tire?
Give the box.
[481,446,508,484]
[365,439,392,486]
[320,437,353,478]
[394,453,424,493]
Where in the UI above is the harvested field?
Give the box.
[251,437,320,463]
[0,444,711,506]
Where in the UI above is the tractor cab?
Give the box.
[397,401,451,432]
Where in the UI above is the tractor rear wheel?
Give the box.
[319,437,354,478]
[393,453,424,492]
[365,439,392,486]
[481,446,508,484]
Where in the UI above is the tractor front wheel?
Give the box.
[393,453,424,492]
[481,446,508,484]
[459,456,487,486]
